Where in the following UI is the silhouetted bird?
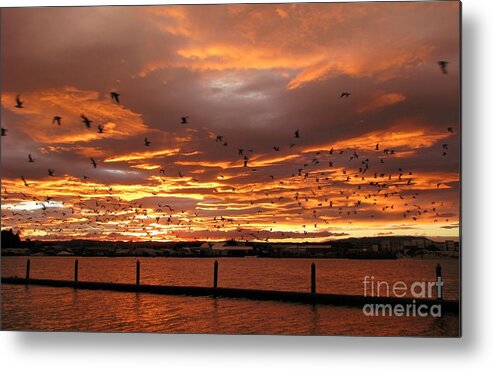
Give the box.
[144,137,151,146]
[110,91,120,104]
[294,129,300,138]
[437,61,449,74]
[447,127,454,133]
[90,158,97,168]
[81,115,92,129]
[340,92,351,98]
[97,124,104,133]
[52,116,62,125]
[216,135,223,142]
[21,176,29,187]
[181,116,189,124]
[28,154,34,163]
[375,143,379,150]
[48,169,54,176]
[1,128,6,136]
[15,95,23,108]
[273,146,280,152]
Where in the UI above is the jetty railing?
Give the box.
[0,258,459,313]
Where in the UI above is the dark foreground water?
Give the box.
[1,257,460,336]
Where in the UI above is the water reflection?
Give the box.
[1,257,461,336]
[2,257,461,299]
[309,304,320,335]
[1,284,460,336]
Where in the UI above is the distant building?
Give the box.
[199,242,253,256]
[435,242,447,251]
[445,240,459,251]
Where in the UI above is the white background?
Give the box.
[0,0,490,368]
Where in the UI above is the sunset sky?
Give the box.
[0,2,460,243]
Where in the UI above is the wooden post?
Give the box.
[25,258,30,280]
[74,259,79,282]
[136,259,140,286]
[213,260,218,288]
[436,263,442,301]
[311,262,316,294]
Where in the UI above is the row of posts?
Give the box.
[22,258,443,299]
[24,258,316,292]
[24,258,214,287]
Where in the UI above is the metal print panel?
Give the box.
[0,1,461,336]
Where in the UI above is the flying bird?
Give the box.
[294,129,300,138]
[15,95,23,108]
[160,204,175,212]
[90,158,97,168]
[273,146,280,152]
[81,115,93,129]
[447,127,454,133]
[52,116,62,125]
[181,116,189,124]
[110,91,120,104]
[144,137,151,146]
[437,61,449,74]
[1,128,6,136]
[28,154,34,163]
[97,124,104,133]
[48,169,54,176]
[21,176,29,187]
[340,92,351,98]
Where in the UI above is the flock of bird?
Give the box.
[0,61,457,242]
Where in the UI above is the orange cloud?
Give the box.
[139,4,439,88]
[2,87,151,144]
[303,123,452,153]
[357,92,407,113]
[131,164,162,170]
[38,145,108,158]
[105,149,180,163]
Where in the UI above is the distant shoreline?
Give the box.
[1,253,459,260]
[1,235,460,259]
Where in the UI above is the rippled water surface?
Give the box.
[1,257,460,336]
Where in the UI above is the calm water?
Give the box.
[1,257,460,336]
